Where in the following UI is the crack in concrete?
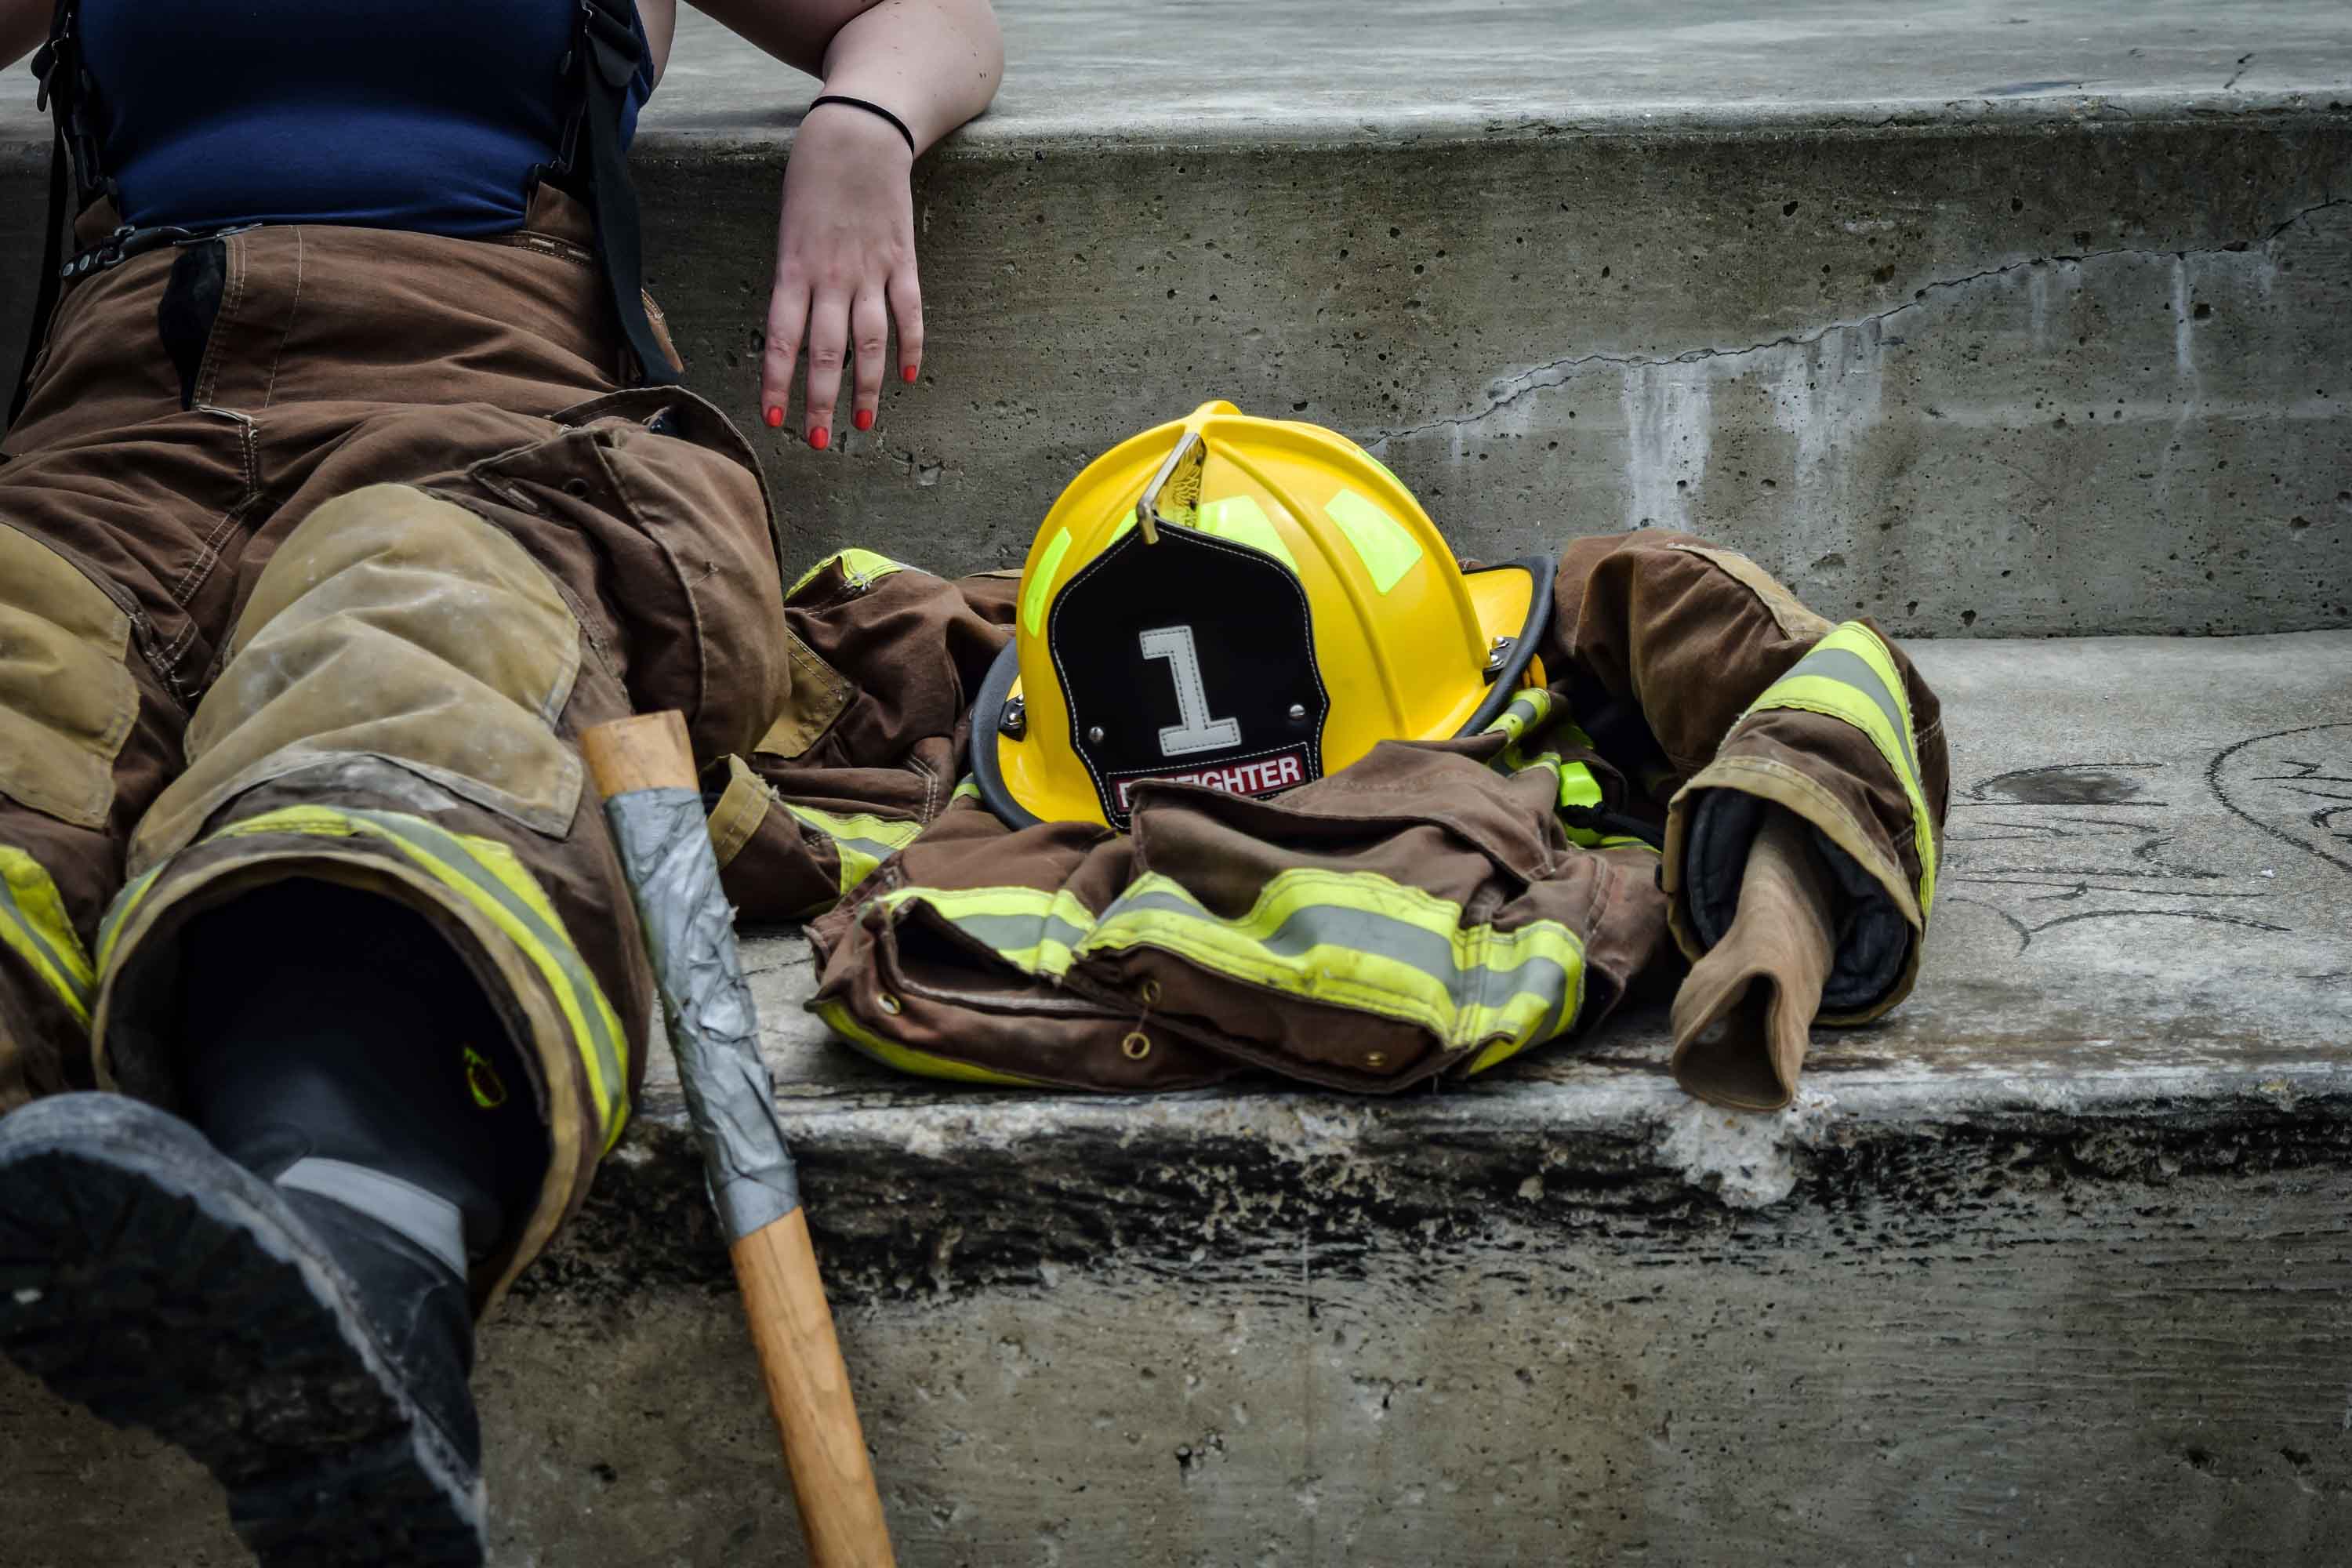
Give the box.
[1366,195,2348,451]
[2224,53,2256,93]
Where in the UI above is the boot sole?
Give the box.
[0,1094,486,1566]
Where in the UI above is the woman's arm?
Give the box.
[2,0,53,75]
[693,0,1004,445]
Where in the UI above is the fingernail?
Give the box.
[809,425,830,451]
[764,405,783,429]
[854,408,874,432]
[902,365,918,383]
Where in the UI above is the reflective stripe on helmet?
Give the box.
[1740,622,1939,917]
[1022,528,1074,636]
[100,804,631,1152]
[1194,495,1301,575]
[0,845,95,1027]
[1322,488,1425,593]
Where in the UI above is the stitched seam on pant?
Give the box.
[167,423,263,615]
[258,229,303,411]
[191,236,247,410]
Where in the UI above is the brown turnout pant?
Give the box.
[0,190,798,1303]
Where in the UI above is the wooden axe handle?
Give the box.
[583,713,895,1568]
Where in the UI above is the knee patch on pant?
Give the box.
[132,486,584,873]
[0,524,138,831]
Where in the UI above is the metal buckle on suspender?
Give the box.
[60,223,242,281]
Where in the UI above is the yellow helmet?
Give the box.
[971,400,1552,829]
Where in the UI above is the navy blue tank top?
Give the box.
[80,1,654,238]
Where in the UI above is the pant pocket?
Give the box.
[463,388,831,763]
[0,522,139,829]
[129,485,584,874]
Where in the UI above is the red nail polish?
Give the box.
[902,365,918,383]
[764,405,783,429]
[854,408,874,432]
[810,426,830,451]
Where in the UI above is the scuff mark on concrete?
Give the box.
[1621,360,1711,531]
[1363,197,2347,452]
[1657,1089,1836,1208]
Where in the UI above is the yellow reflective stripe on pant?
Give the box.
[1087,869,1584,1055]
[1742,622,1939,915]
[97,805,630,1152]
[865,869,1584,1073]
[815,998,1048,1087]
[876,884,1094,979]
[785,803,922,898]
[0,846,96,1026]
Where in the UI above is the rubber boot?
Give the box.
[0,880,543,1568]
[1670,806,1839,1111]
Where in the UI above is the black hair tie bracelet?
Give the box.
[805,95,917,156]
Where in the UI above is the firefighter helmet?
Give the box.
[971,400,1553,829]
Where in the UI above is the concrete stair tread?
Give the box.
[5,9,2348,644]
[636,1,2352,147]
[649,630,2352,1165]
[9,2,2350,150]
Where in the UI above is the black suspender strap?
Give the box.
[8,140,67,430]
[568,0,678,387]
[9,0,88,430]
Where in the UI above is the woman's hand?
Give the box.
[760,101,921,448]
[699,0,1000,445]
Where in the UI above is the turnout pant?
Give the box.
[0,190,808,1304]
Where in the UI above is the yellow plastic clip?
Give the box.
[463,1044,509,1110]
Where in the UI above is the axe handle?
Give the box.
[583,713,895,1568]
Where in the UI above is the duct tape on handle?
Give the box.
[604,786,801,1240]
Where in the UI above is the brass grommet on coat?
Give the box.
[877,991,903,1016]
[562,477,593,499]
[1138,978,1162,1007]
[1120,1030,1152,1060]
[1364,1051,1387,1069]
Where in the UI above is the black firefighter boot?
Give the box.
[0,879,546,1567]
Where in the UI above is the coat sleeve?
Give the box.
[1547,532,1949,1023]
[705,550,1014,920]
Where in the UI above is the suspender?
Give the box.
[554,0,681,388]
[6,0,677,431]
[9,0,100,427]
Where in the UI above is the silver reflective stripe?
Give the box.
[1098,887,1578,1035]
[940,909,1094,960]
[0,868,91,1018]
[1784,645,1921,783]
[278,1157,467,1279]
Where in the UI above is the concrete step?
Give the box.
[7,629,2350,1563]
[2,4,2348,638]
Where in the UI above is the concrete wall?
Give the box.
[3,114,2347,639]
[630,116,2352,640]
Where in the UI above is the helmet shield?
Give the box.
[1051,524,1329,829]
